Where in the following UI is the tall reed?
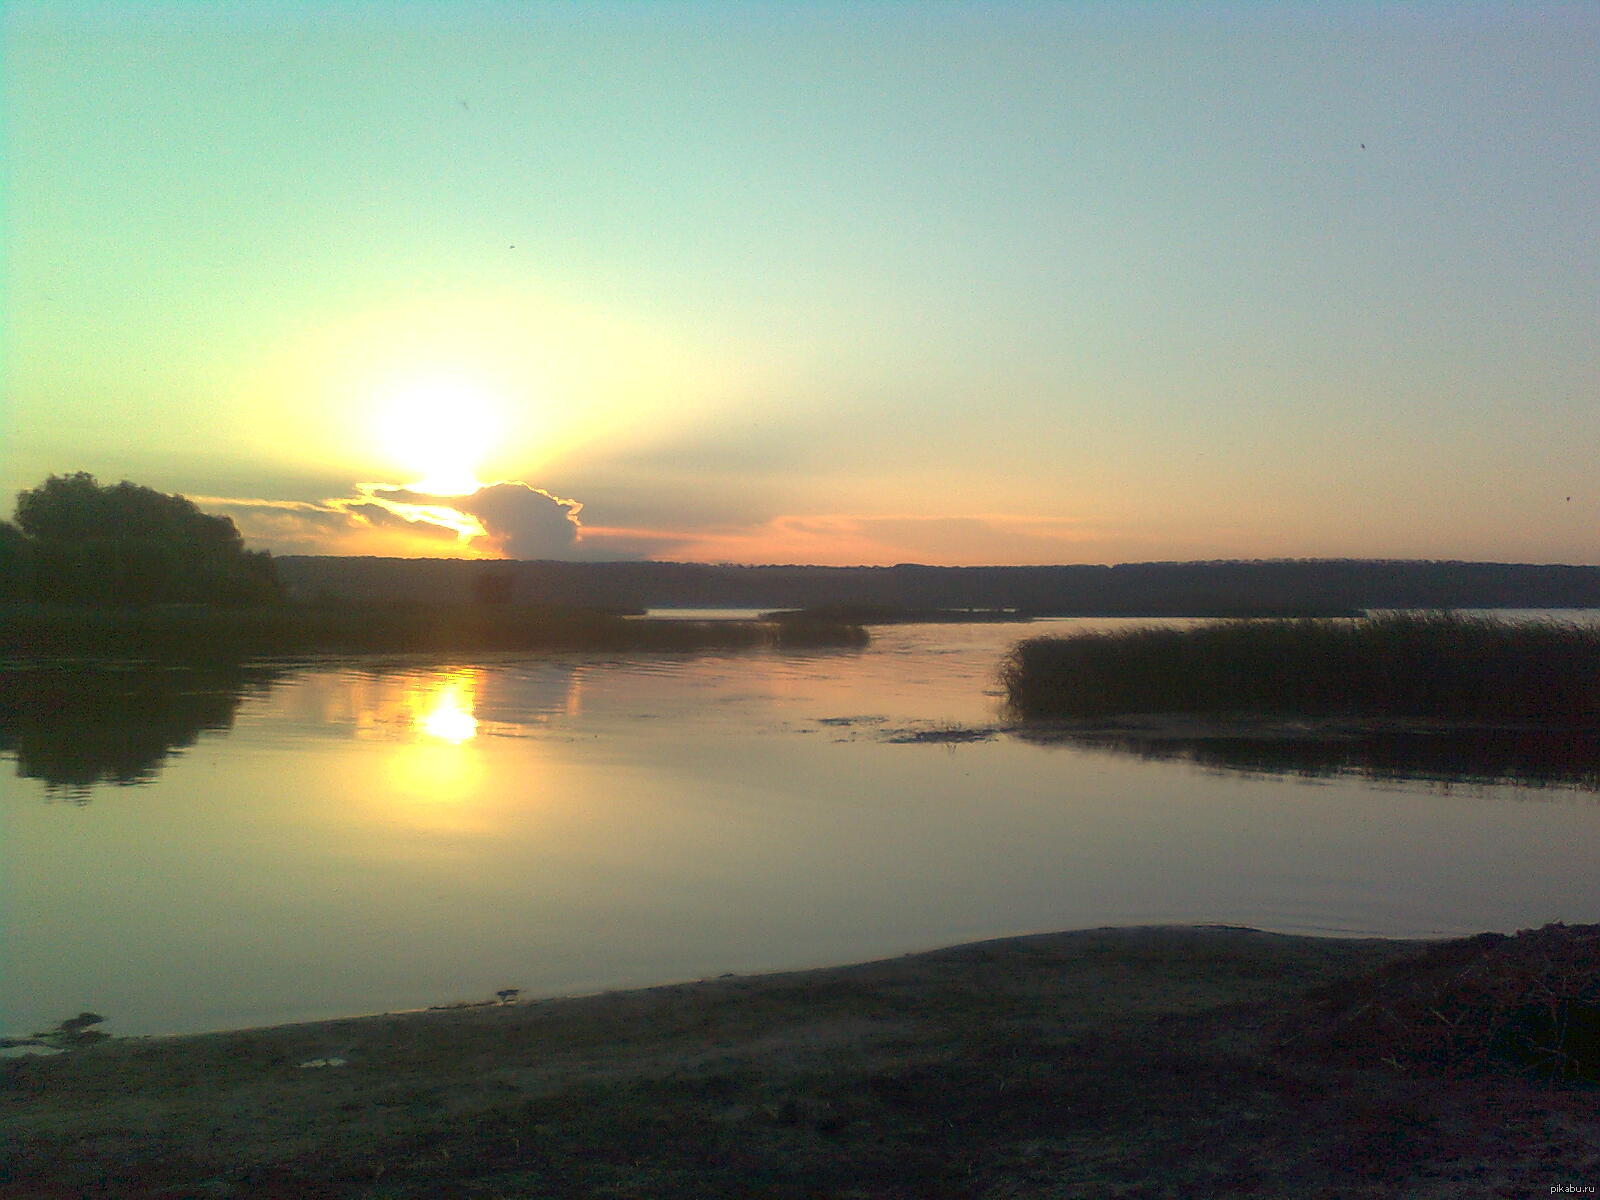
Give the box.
[1002,612,1600,723]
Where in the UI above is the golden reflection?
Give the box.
[337,664,581,743]
[387,740,486,805]
[383,670,488,825]
[411,670,480,744]
[322,665,587,831]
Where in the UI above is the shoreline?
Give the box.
[3,920,1447,1050]
[10,923,1596,1198]
[0,603,871,659]
[9,921,1424,1049]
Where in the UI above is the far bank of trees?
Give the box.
[0,473,280,606]
[271,555,1600,613]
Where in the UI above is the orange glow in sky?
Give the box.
[5,4,1597,566]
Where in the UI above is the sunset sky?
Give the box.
[3,1,1596,566]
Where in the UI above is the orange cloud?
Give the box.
[191,495,490,558]
[576,513,1124,566]
[376,483,588,563]
[197,480,588,560]
[201,487,1148,567]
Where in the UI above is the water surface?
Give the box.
[4,617,1598,1039]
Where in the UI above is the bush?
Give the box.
[6,473,280,606]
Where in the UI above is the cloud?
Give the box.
[189,496,389,556]
[355,482,586,559]
[453,482,584,560]
[195,479,593,559]
[199,485,1137,566]
[340,501,463,539]
[190,492,470,557]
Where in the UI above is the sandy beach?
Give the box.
[5,924,1596,1198]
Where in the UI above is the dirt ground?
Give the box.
[4,925,1597,1199]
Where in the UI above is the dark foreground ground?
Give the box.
[4,926,1597,1199]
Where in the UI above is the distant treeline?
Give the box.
[276,557,1600,615]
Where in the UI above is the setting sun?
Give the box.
[376,377,502,495]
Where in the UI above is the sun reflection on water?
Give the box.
[383,670,488,818]
[415,673,479,744]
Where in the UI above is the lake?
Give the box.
[4,614,1599,1040]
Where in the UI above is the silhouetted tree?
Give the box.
[0,521,34,602]
[9,473,281,606]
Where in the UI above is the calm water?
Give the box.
[4,615,1599,1040]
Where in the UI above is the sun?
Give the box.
[376,376,502,495]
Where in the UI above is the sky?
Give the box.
[2,1,1596,566]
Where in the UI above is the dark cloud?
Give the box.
[453,482,583,560]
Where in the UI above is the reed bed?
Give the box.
[1002,611,1600,724]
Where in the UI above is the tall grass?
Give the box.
[1001,612,1600,724]
[0,602,869,660]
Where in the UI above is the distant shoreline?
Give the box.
[0,602,869,659]
[274,555,1600,613]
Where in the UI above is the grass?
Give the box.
[0,602,869,660]
[1002,610,1600,724]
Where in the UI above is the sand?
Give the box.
[4,925,1596,1198]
